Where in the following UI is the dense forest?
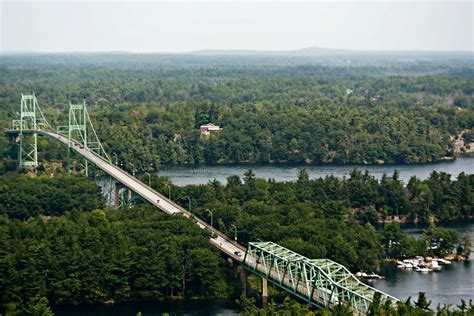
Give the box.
[0,54,473,314]
[0,205,237,314]
[0,54,473,173]
[0,175,103,219]
[237,292,474,315]
[237,292,474,316]
[0,172,471,314]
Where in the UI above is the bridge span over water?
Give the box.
[6,94,398,314]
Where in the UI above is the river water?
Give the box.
[54,300,239,316]
[155,157,473,186]
[57,159,473,315]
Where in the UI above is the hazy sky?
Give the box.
[1,1,473,53]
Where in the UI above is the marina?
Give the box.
[396,257,452,273]
[372,222,473,307]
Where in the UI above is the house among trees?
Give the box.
[200,123,222,138]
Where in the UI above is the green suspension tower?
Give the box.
[67,102,88,175]
[63,101,110,175]
[13,94,51,168]
[19,95,38,167]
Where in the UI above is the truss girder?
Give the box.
[244,241,398,315]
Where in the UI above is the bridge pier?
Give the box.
[261,276,268,307]
[261,276,268,298]
[114,182,122,210]
[239,268,248,297]
[239,268,268,304]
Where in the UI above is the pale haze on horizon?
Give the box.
[1,1,473,53]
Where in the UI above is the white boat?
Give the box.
[356,271,384,279]
[431,260,442,271]
[437,259,452,265]
[356,272,368,278]
[403,259,417,267]
[415,267,431,273]
[418,261,428,268]
[365,273,384,279]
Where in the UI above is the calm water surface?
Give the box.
[54,300,239,316]
[156,157,473,186]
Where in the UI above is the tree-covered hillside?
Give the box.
[0,55,473,173]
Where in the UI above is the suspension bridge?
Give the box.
[6,94,398,314]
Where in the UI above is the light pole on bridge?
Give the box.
[206,208,213,227]
[112,152,118,166]
[186,196,191,213]
[231,224,237,242]
[129,162,135,176]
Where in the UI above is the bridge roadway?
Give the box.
[38,130,246,261]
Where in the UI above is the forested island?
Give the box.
[0,54,473,173]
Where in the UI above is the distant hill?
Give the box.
[2,46,472,59]
[1,47,472,69]
[189,47,351,56]
[189,46,473,57]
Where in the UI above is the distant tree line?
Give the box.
[0,58,473,173]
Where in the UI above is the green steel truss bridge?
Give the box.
[244,242,398,314]
[6,94,398,314]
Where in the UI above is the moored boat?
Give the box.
[431,260,442,271]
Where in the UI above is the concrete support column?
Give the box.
[239,268,248,297]
[261,276,268,298]
[261,276,268,307]
[114,182,121,210]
